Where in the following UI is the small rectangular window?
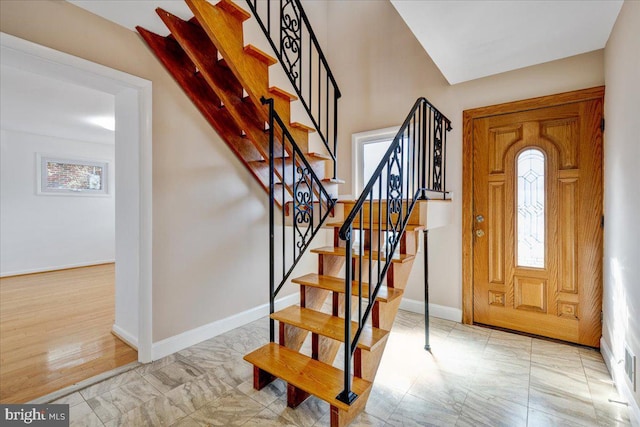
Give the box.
[38,155,109,196]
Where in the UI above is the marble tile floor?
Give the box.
[56,310,632,426]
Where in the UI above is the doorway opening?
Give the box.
[0,33,152,402]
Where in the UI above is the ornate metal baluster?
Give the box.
[433,110,443,192]
[280,0,301,88]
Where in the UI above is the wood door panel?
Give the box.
[558,301,579,320]
[541,118,580,169]
[488,181,505,284]
[465,87,603,347]
[558,177,578,293]
[514,276,547,312]
[489,125,523,173]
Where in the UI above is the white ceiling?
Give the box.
[67,0,623,85]
[0,65,115,144]
[390,0,623,84]
[68,0,192,36]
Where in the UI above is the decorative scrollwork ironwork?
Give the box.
[293,165,313,255]
[433,110,443,191]
[386,144,404,250]
[281,0,301,87]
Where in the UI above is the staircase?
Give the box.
[137,1,452,425]
[246,200,429,426]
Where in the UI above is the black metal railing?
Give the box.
[264,97,337,342]
[336,97,452,404]
[246,0,341,179]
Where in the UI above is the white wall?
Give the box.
[0,129,115,276]
[603,0,640,418]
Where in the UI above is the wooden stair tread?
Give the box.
[311,246,414,264]
[307,152,333,161]
[269,86,298,101]
[325,221,424,232]
[272,306,388,351]
[244,343,371,412]
[244,44,277,66]
[215,0,251,22]
[291,122,316,133]
[322,178,345,184]
[292,274,403,303]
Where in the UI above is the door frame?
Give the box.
[1,32,154,362]
[462,86,605,325]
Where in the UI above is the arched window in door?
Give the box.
[517,148,545,268]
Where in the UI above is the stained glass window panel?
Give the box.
[517,149,545,268]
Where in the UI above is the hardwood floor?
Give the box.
[0,264,138,403]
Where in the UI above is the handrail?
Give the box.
[246,0,341,179]
[339,97,451,240]
[336,97,452,405]
[264,97,337,342]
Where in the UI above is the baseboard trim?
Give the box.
[112,324,139,350]
[601,337,640,426]
[1,260,116,278]
[151,293,299,360]
[399,298,462,323]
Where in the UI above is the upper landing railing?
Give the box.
[246,0,341,179]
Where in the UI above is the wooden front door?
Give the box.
[463,87,604,347]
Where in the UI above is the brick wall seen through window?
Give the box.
[39,156,109,195]
[46,162,103,191]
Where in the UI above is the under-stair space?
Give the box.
[137,0,452,425]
